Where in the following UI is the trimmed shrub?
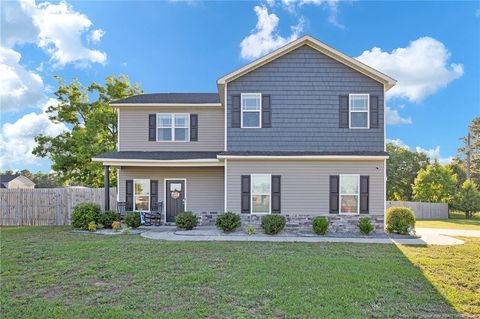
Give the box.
[125,211,141,228]
[176,211,198,230]
[312,217,328,235]
[112,221,122,231]
[358,217,374,235]
[88,221,97,232]
[216,212,241,232]
[245,225,256,235]
[261,215,286,235]
[71,202,101,230]
[386,207,416,234]
[99,210,120,229]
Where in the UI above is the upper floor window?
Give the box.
[241,93,261,128]
[157,113,190,142]
[349,94,369,129]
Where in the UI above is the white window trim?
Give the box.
[349,94,369,129]
[250,174,271,214]
[156,113,190,142]
[133,178,150,212]
[339,174,360,215]
[241,93,262,129]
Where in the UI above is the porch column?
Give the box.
[104,165,110,210]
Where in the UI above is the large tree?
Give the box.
[33,75,142,187]
[457,117,480,187]
[412,162,457,204]
[453,179,480,219]
[386,142,429,201]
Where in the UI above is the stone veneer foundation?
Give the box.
[197,212,385,233]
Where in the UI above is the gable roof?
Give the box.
[0,174,35,188]
[110,93,221,107]
[217,35,396,91]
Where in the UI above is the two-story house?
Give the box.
[93,35,396,232]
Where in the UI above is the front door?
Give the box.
[166,180,185,222]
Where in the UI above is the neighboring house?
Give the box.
[93,35,396,232]
[0,174,35,189]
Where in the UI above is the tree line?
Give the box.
[387,117,480,218]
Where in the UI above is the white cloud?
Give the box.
[240,5,304,60]
[88,29,105,44]
[280,0,343,28]
[356,37,464,102]
[0,47,45,112]
[415,146,453,164]
[387,138,410,149]
[0,104,68,170]
[1,0,107,68]
[386,106,412,125]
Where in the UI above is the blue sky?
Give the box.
[1,0,479,172]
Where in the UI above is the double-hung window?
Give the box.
[157,113,190,141]
[349,94,369,129]
[241,93,261,128]
[339,175,359,214]
[251,174,271,214]
[134,179,150,211]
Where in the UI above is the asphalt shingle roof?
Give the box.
[111,93,220,105]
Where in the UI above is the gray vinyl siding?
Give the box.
[118,107,224,151]
[226,160,385,216]
[227,45,385,152]
[118,167,224,213]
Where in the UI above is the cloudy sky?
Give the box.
[1,0,479,172]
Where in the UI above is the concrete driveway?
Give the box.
[414,227,480,246]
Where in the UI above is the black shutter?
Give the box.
[370,96,379,128]
[262,95,271,128]
[271,175,281,214]
[126,180,133,211]
[339,95,349,128]
[150,180,158,211]
[190,114,198,141]
[241,175,250,214]
[232,95,241,128]
[148,114,156,141]
[329,175,339,214]
[360,176,369,214]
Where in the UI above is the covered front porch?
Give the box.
[93,151,224,225]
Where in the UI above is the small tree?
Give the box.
[412,162,457,205]
[454,180,480,219]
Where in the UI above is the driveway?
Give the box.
[414,227,480,246]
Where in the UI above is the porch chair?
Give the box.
[116,202,127,219]
[144,201,164,226]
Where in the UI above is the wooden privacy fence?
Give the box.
[0,188,117,226]
[386,201,449,220]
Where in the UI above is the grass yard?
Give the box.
[416,211,480,230]
[1,227,478,318]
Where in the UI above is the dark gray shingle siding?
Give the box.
[227,45,385,152]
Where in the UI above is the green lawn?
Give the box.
[416,211,480,230]
[1,227,477,318]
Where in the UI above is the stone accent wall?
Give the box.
[197,212,385,233]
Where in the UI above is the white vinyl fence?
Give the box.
[0,188,117,226]
[386,201,449,220]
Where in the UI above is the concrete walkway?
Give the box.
[139,226,480,246]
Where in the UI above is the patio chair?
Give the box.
[117,202,127,219]
[144,201,164,226]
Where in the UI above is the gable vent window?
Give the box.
[241,93,262,128]
[157,113,190,142]
[349,94,369,129]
